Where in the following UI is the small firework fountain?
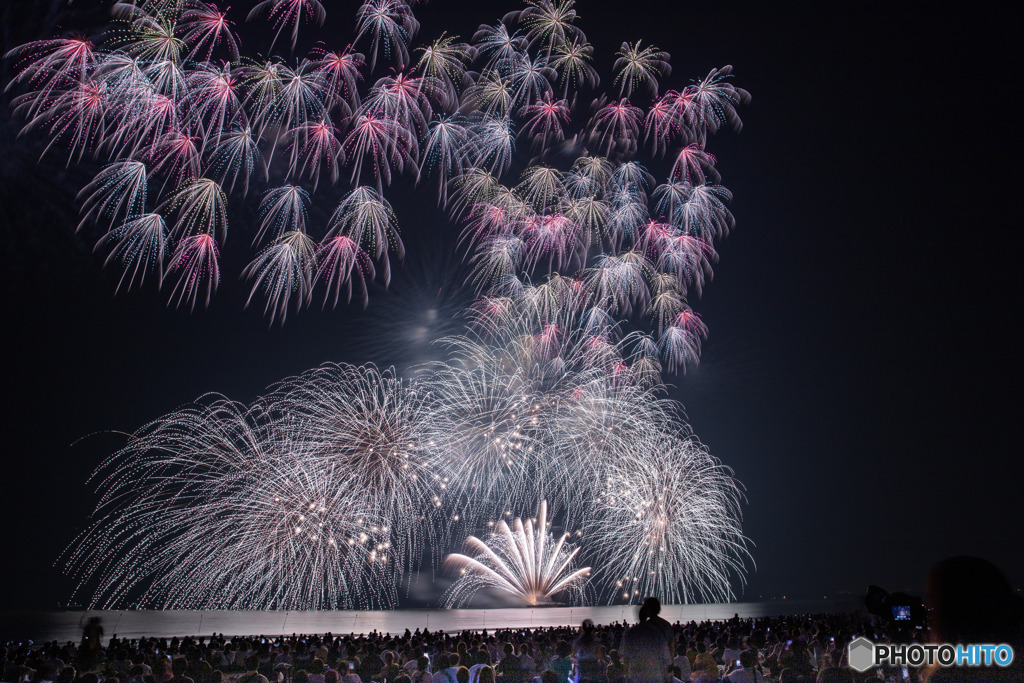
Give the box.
[443,501,591,607]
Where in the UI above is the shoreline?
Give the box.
[1,600,861,643]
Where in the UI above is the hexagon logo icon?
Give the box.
[848,637,875,673]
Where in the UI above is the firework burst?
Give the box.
[589,432,751,605]
[269,363,441,575]
[6,0,746,376]
[65,326,751,609]
[14,0,757,610]
[443,500,591,607]
[64,397,395,609]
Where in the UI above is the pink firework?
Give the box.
[343,112,414,190]
[167,233,221,311]
[314,235,376,308]
[180,2,241,61]
[521,94,570,150]
[590,98,642,157]
[521,213,581,274]
[4,0,747,358]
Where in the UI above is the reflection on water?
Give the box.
[1,601,858,643]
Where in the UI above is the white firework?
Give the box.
[443,500,591,607]
[269,363,442,573]
[64,302,750,608]
[419,347,548,527]
[588,432,752,605]
[64,397,395,609]
[419,296,647,528]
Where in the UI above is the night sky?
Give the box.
[1,0,1020,610]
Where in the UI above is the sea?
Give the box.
[0,600,860,643]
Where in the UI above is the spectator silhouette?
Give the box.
[80,618,104,669]
[620,601,670,683]
[923,555,1024,682]
[573,620,602,683]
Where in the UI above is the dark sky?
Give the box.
[1,0,1020,610]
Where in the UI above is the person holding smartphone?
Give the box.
[810,651,846,683]
[720,638,741,673]
[380,651,402,683]
[341,660,363,683]
[572,620,602,683]
[723,651,763,683]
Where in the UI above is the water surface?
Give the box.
[0,600,859,643]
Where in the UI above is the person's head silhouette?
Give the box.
[927,555,1023,645]
[638,597,660,622]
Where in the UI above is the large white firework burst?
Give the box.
[64,397,395,609]
[443,500,591,607]
[589,432,752,605]
[268,363,442,574]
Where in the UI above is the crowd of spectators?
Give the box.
[4,556,1020,683]
[0,609,958,683]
